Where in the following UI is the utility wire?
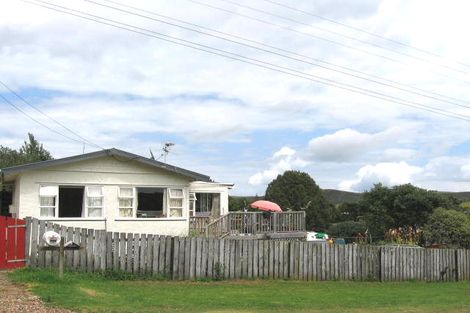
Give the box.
[0,94,94,145]
[188,0,470,86]
[260,0,470,70]
[215,0,470,77]
[22,0,470,124]
[0,80,105,150]
[89,0,470,110]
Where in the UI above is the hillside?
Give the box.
[232,189,470,206]
[322,189,362,205]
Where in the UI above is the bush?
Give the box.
[328,220,367,238]
[422,208,470,248]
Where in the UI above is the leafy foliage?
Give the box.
[265,170,333,229]
[328,220,367,238]
[0,133,52,169]
[338,183,459,238]
[422,208,470,248]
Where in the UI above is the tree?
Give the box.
[359,183,458,238]
[422,208,470,248]
[0,146,22,169]
[18,133,52,163]
[265,170,333,229]
[0,133,53,169]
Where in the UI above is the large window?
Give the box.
[39,185,103,218]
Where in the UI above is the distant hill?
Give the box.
[322,189,362,205]
[322,189,470,205]
[231,190,470,207]
[440,191,470,201]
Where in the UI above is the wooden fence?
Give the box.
[25,218,470,281]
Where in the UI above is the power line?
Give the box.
[88,0,470,110]
[0,94,94,145]
[0,80,105,150]
[260,0,470,70]
[22,0,470,124]
[215,0,470,77]
[188,0,470,86]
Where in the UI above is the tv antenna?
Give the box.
[162,142,174,163]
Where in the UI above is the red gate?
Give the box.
[0,216,26,269]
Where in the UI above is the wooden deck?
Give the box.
[200,211,306,238]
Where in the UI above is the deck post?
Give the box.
[273,213,278,233]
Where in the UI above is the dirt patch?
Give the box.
[79,287,98,297]
[0,270,73,313]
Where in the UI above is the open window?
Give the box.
[59,186,84,217]
[136,187,165,218]
[194,193,220,217]
[39,185,103,218]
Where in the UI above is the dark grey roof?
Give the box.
[0,148,211,182]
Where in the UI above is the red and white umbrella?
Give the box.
[250,200,282,212]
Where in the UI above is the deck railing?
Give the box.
[205,211,306,238]
[189,216,212,235]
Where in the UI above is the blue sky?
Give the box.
[2,0,470,195]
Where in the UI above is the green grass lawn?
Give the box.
[9,268,470,313]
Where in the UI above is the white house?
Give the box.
[0,148,233,236]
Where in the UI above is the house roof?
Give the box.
[0,148,211,182]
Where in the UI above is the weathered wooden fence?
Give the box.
[25,218,470,281]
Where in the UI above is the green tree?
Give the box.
[265,170,333,229]
[359,183,458,238]
[18,133,52,163]
[422,208,470,248]
[0,146,22,169]
[0,133,53,169]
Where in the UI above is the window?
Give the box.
[168,188,183,217]
[59,186,84,217]
[86,186,103,217]
[136,187,165,218]
[118,187,134,217]
[189,192,196,217]
[195,193,220,217]
[39,186,57,217]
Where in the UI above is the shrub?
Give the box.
[422,208,470,248]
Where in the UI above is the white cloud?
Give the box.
[248,146,308,186]
[339,162,423,192]
[307,125,420,162]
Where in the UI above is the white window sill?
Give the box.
[38,217,106,221]
[115,218,187,222]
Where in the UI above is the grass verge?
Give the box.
[9,268,470,313]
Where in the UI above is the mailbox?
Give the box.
[42,230,61,247]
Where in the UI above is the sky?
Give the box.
[2,0,470,195]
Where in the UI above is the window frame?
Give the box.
[167,188,184,218]
[39,185,58,218]
[85,185,104,218]
[118,186,135,217]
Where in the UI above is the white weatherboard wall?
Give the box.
[14,156,195,236]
